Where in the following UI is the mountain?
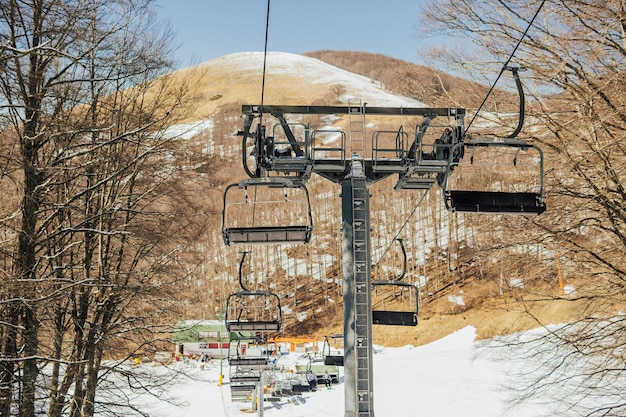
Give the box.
[168,51,427,124]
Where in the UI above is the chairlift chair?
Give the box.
[371,280,419,326]
[228,333,268,401]
[227,334,270,367]
[441,67,546,215]
[441,138,546,215]
[371,238,419,326]
[221,177,313,245]
[224,251,283,332]
[322,334,344,366]
[266,121,310,174]
[229,367,262,385]
[225,290,282,332]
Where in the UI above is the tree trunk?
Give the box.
[17,81,44,417]
[0,306,18,417]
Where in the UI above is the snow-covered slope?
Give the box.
[109,324,623,417]
[207,51,426,106]
[170,51,426,123]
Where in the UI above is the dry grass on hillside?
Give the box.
[304,50,520,111]
[316,276,591,348]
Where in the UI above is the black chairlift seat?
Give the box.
[230,383,258,391]
[446,190,546,214]
[226,319,281,332]
[223,226,312,246]
[371,280,419,327]
[228,357,269,366]
[324,355,344,366]
[230,373,261,383]
[225,290,282,332]
[372,310,418,327]
[442,138,546,215]
[222,178,313,245]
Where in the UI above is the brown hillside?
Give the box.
[303,50,519,111]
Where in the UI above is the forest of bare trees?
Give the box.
[0,1,216,416]
[419,1,625,415]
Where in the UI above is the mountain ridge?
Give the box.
[168,51,429,125]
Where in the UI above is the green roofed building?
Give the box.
[172,319,233,359]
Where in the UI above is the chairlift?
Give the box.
[227,335,269,366]
[372,281,419,326]
[225,291,282,332]
[441,66,546,215]
[225,252,282,332]
[229,367,261,384]
[371,239,419,327]
[441,138,546,215]
[322,334,344,366]
[221,177,313,245]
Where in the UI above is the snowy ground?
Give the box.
[120,325,583,417]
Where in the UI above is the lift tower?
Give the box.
[222,103,546,417]
[342,158,374,416]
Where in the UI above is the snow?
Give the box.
[447,294,465,306]
[563,284,576,295]
[161,51,429,149]
[211,51,426,108]
[124,325,570,417]
[161,119,213,140]
[509,278,525,288]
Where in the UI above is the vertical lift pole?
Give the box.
[341,158,375,417]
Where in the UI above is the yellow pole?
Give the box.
[218,326,224,386]
[557,255,564,295]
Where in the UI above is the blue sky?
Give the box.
[155,0,445,69]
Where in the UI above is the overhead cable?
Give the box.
[466,0,547,133]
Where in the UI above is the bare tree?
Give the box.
[419,0,626,415]
[0,1,206,416]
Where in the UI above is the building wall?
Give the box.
[175,341,230,359]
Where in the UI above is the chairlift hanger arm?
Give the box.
[505,66,526,139]
[375,238,408,281]
[238,251,249,291]
[271,110,304,157]
[407,116,434,160]
[396,238,407,281]
[237,115,263,178]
